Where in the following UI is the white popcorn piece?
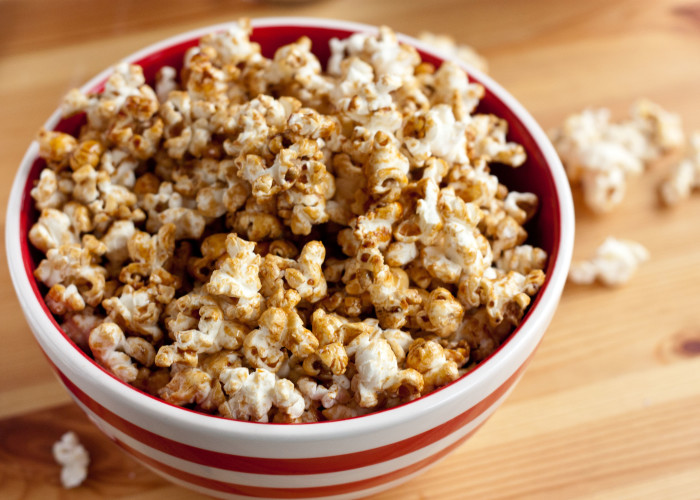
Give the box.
[569,237,649,287]
[346,331,422,408]
[29,208,78,253]
[417,31,488,74]
[155,66,178,103]
[207,234,262,299]
[219,367,305,422]
[660,132,700,206]
[432,61,484,121]
[52,431,90,489]
[89,322,155,382]
[31,169,67,210]
[403,104,468,167]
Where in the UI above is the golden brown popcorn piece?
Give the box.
[38,129,78,171]
[119,223,178,296]
[45,284,85,316]
[243,294,319,373]
[310,309,350,375]
[34,241,107,308]
[266,36,333,108]
[100,220,135,269]
[159,366,214,407]
[31,169,68,210]
[103,285,164,341]
[218,367,305,423]
[156,298,248,369]
[414,287,464,338]
[230,205,285,242]
[431,61,484,122]
[480,269,545,326]
[284,241,328,303]
[61,306,104,350]
[421,188,490,284]
[482,208,528,260]
[447,159,498,207]
[207,233,262,300]
[89,322,155,383]
[354,202,403,251]
[63,201,93,236]
[188,233,228,282]
[297,375,351,410]
[467,114,526,167]
[365,131,409,202]
[406,338,460,393]
[496,245,548,275]
[29,208,79,254]
[347,331,423,408]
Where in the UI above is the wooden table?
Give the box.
[1,0,699,498]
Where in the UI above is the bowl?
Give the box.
[6,17,574,500]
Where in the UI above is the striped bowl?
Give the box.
[6,18,574,500]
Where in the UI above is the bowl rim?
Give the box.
[6,16,574,442]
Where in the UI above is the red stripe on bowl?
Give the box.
[54,357,528,475]
[114,421,485,498]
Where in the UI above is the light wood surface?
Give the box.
[1,0,699,498]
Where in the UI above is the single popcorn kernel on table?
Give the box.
[28,20,547,422]
[52,431,90,489]
[568,237,649,287]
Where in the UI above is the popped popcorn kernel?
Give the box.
[569,237,649,287]
[52,431,90,489]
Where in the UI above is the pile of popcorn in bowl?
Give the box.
[8,18,573,499]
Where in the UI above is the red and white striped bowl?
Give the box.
[6,18,574,500]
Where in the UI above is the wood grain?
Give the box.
[1,0,700,498]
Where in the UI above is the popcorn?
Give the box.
[551,101,685,213]
[569,237,649,287]
[406,338,459,393]
[29,21,546,422]
[415,287,464,338]
[660,132,700,206]
[159,366,214,407]
[207,233,262,300]
[347,330,423,408]
[417,31,489,74]
[29,208,78,253]
[34,241,107,309]
[52,431,90,489]
[284,241,328,303]
[402,104,469,167]
[219,367,305,422]
[31,169,68,210]
[89,322,155,382]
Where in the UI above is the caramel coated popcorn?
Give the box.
[29,21,547,422]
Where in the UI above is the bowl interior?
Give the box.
[18,22,562,420]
